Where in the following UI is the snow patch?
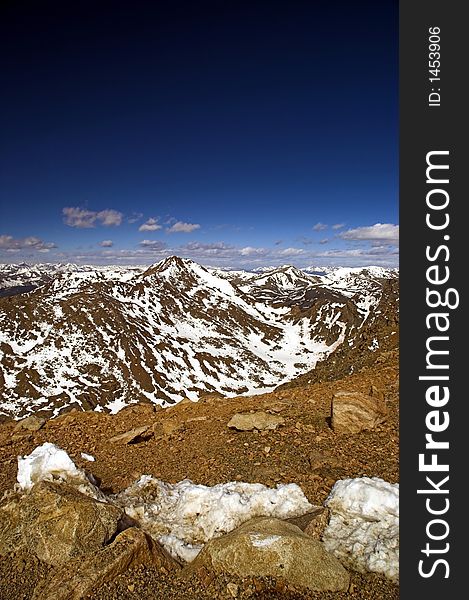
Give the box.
[323,477,399,581]
[16,443,104,500]
[15,444,314,564]
[250,533,282,548]
[80,452,95,462]
[114,477,314,562]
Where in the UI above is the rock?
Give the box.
[0,491,24,555]
[161,419,182,435]
[303,508,331,540]
[108,425,151,444]
[331,391,387,434]
[0,481,124,565]
[13,415,46,432]
[227,412,285,431]
[183,517,349,592]
[32,527,180,600]
[285,507,325,532]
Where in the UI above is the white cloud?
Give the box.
[312,222,328,231]
[97,209,122,226]
[99,240,114,247]
[63,207,123,228]
[139,218,162,232]
[139,240,167,250]
[278,247,304,256]
[319,238,329,245]
[181,241,234,254]
[0,235,57,252]
[339,223,399,244]
[128,212,144,224]
[166,221,201,233]
[240,246,269,256]
[62,207,97,228]
[332,223,345,230]
[316,245,399,261]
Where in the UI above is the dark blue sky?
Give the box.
[0,0,398,268]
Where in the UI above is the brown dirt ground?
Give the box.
[0,351,399,599]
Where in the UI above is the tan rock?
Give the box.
[303,508,331,540]
[32,527,179,600]
[183,517,349,592]
[331,391,387,434]
[0,491,24,555]
[13,415,46,432]
[227,411,285,431]
[0,481,124,565]
[285,507,325,532]
[161,419,182,435]
[108,425,151,444]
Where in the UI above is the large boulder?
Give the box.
[32,527,179,600]
[0,481,124,565]
[331,391,387,434]
[183,517,350,592]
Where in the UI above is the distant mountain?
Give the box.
[0,258,399,418]
[0,263,144,298]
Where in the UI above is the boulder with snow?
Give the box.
[113,477,314,563]
[331,391,387,434]
[183,517,350,592]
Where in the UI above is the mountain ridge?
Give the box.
[0,258,399,419]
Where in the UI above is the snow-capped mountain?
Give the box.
[0,258,398,418]
[0,263,144,298]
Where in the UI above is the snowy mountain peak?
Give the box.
[142,256,204,279]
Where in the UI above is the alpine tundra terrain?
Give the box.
[0,258,399,600]
[0,257,398,419]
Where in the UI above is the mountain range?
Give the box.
[0,257,399,419]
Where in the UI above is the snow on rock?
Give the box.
[17,443,102,499]
[17,443,82,490]
[113,476,315,562]
[80,452,95,462]
[15,444,314,564]
[322,477,399,581]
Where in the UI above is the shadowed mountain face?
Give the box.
[0,258,398,418]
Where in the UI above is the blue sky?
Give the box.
[0,0,398,269]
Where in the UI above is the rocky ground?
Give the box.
[0,349,399,599]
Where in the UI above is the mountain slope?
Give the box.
[0,258,398,418]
